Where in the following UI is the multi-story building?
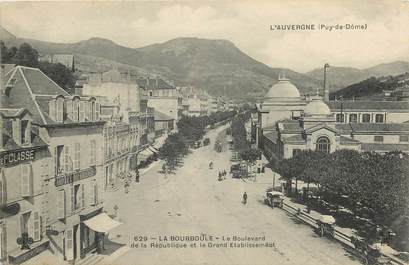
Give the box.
[83,69,156,186]
[1,65,119,263]
[52,54,74,71]
[0,108,50,264]
[137,77,182,127]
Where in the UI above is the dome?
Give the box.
[265,78,300,98]
[304,98,331,116]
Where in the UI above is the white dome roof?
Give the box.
[265,78,300,98]
[304,98,331,116]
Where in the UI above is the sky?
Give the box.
[1,0,409,73]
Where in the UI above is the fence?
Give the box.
[280,202,406,265]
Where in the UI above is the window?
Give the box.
[292,149,301,157]
[74,143,80,170]
[57,190,66,219]
[90,182,98,205]
[79,101,85,122]
[71,184,82,211]
[85,102,92,121]
[95,102,100,121]
[64,146,72,172]
[0,169,6,205]
[65,228,73,260]
[316,137,331,153]
[66,100,73,121]
[21,120,31,145]
[375,114,384,123]
[374,136,384,142]
[55,145,64,174]
[32,211,41,241]
[21,163,32,197]
[349,114,358,123]
[90,140,96,165]
[399,135,408,142]
[73,99,79,122]
[362,114,371,123]
[56,98,64,122]
[336,114,344,123]
[20,212,30,235]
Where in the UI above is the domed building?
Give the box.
[255,77,306,146]
[253,75,409,162]
[261,95,362,159]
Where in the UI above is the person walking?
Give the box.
[242,192,248,205]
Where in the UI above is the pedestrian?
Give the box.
[135,169,140,182]
[124,181,129,194]
[242,192,247,205]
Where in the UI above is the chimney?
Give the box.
[323,63,330,101]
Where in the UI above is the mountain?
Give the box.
[306,61,409,92]
[0,26,320,98]
[0,26,16,40]
[331,72,409,99]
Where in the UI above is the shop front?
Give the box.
[81,211,121,256]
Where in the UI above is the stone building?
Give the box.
[0,65,120,263]
[255,76,409,160]
[0,108,50,264]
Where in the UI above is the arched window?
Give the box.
[375,114,384,123]
[349,114,358,123]
[316,137,331,153]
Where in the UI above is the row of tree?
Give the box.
[273,149,409,250]
[230,111,261,163]
[159,111,237,168]
[1,41,76,91]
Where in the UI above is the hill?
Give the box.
[306,61,409,92]
[330,72,409,99]
[0,26,320,98]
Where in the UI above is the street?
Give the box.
[104,126,361,265]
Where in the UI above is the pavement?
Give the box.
[103,125,362,265]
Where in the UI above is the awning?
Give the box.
[153,135,167,149]
[148,146,159,154]
[83,213,122,233]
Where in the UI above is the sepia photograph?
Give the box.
[0,0,409,264]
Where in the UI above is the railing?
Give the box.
[279,202,406,265]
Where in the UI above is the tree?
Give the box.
[38,62,76,91]
[10,43,38,67]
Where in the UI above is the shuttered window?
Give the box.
[73,99,79,122]
[65,229,73,260]
[79,101,85,122]
[56,98,64,122]
[85,102,92,121]
[70,186,75,213]
[64,146,72,172]
[49,100,56,120]
[21,164,32,197]
[90,182,98,205]
[57,190,66,219]
[81,184,85,208]
[66,100,73,121]
[0,169,6,205]
[95,102,100,121]
[74,143,80,170]
[32,211,41,241]
[90,140,96,165]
